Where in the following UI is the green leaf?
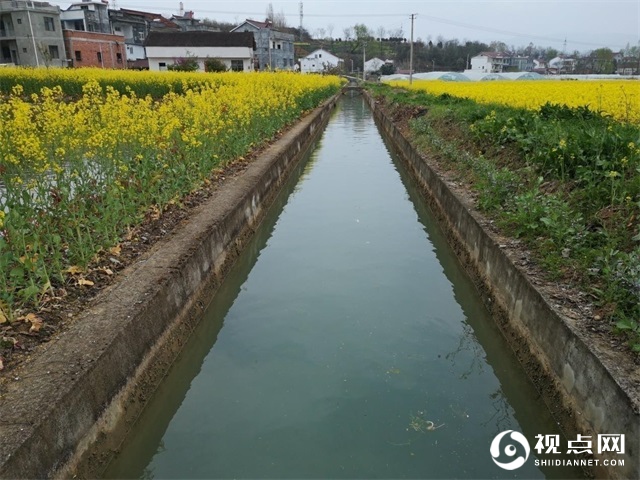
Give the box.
[18,285,40,300]
[9,267,24,279]
[616,319,636,331]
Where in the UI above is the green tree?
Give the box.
[380,63,395,75]
[204,58,227,72]
[592,47,615,73]
[353,23,373,42]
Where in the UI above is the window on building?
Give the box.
[128,47,133,53]
[73,20,84,31]
[16,18,22,25]
[116,52,122,63]
[97,51,102,63]
[22,47,27,53]
[230,59,244,71]
[44,17,55,32]
[277,44,281,50]
[75,50,82,61]
[114,26,121,32]
[48,45,59,59]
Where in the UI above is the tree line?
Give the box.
[199,14,640,74]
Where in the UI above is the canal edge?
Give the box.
[365,91,639,479]
[0,94,340,479]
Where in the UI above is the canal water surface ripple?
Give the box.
[104,95,582,479]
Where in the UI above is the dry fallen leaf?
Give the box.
[109,245,122,256]
[66,265,83,275]
[23,313,43,333]
[77,278,95,287]
[0,357,4,371]
[100,268,114,276]
[0,307,7,324]
[148,206,161,220]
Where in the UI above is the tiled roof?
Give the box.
[117,9,179,29]
[144,30,255,48]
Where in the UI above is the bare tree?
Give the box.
[375,26,386,55]
[343,26,353,42]
[327,23,334,39]
[266,3,274,22]
[388,25,404,40]
[273,8,287,28]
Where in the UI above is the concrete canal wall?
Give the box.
[0,95,339,479]
[366,92,639,479]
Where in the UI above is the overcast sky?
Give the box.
[55,0,639,52]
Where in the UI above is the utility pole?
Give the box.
[362,41,366,81]
[299,2,303,41]
[409,13,416,84]
[25,2,40,67]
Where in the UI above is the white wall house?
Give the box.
[300,48,342,73]
[145,31,255,71]
[470,52,510,73]
[548,56,576,74]
[364,57,392,73]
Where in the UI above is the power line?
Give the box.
[50,1,633,49]
[419,14,627,48]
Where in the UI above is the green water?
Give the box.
[104,96,583,479]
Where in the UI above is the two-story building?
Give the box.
[231,19,294,70]
[109,8,180,67]
[470,52,511,73]
[548,55,576,74]
[470,51,534,73]
[0,0,66,66]
[61,0,125,68]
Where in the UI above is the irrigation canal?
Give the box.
[104,95,582,479]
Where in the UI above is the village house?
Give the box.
[231,19,294,70]
[470,51,533,73]
[109,8,180,68]
[548,55,576,74]
[60,0,125,68]
[300,48,342,73]
[0,0,66,66]
[364,57,393,73]
[470,51,511,73]
[144,31,255,72]
[170,9,217,32]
